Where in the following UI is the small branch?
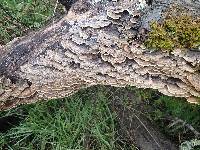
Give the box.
[134,113,162,149]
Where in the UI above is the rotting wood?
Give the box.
[0,0,200,111]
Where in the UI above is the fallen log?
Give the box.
[0,0,200,111]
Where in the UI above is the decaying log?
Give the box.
[0,0,200,110]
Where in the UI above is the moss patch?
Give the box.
[145,15,200,51]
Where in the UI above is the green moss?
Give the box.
[145,15,200,51]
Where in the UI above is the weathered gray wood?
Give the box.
[0,0,200,111]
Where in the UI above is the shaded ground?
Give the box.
[107,87,200,147]
[110,98,176,150]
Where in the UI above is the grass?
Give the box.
[0,0,59,44]
[0,87,127,150]
[113,86,200,145]
[150,96,200,144]
[0,86,200,149]
[151,96,200,150]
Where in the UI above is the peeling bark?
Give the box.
[0,0,200,111]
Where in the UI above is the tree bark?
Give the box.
[0,0,200,111]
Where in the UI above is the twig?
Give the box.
[134,113,162,149]
[115,98,162,149]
